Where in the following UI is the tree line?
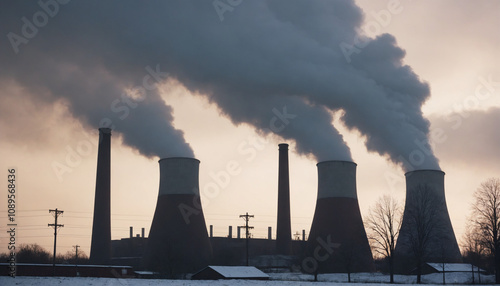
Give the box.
[0,243,89,265]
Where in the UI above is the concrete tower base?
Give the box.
[395,170,461,267]
[143,158,212,276]
[306,161,373,273]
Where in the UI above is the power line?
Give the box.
[48,208,64,276]
[239,212,254,266]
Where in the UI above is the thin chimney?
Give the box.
[276,143,292,254]
[89,128,112,264]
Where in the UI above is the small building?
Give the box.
[414,263,487,275]
[192,266,269,280]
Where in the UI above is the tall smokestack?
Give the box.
[395,170,461,263]
[143,157,212,275]
[90,127,111,264]
[306,161,373,273]
[276,143,292,255]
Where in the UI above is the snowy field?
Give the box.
[0,272,496,286]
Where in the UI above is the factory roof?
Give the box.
[426,263,486,273]
[192,266,269,280]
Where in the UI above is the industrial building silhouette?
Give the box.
[88,129,461,275]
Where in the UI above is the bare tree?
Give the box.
[63,249,89,264]
[404,184,442,284]
[462,220,487,259]
[16,243,51,263]
[340,241,355,283]
[365,195,402,283]
[439,243,447,285]
[470,178,500,284]
[461,221,487,284]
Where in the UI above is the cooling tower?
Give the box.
[395,170,462,263]
[306,161,373,273]
[143,157,212,275]
[276,143,292,255]
[90,127,112,264]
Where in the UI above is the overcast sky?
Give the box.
[0,0,499,256]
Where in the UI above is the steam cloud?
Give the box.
[0,0,439,170]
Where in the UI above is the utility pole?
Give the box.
[48,208,64,276]
[239,212,254,266]
[73,244,80,277]
[73,245,80,261]
[294,231,301,240]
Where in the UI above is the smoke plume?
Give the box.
[0,0,439,170]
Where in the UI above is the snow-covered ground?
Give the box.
[270,272,495,284]
[0,272,496,285]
